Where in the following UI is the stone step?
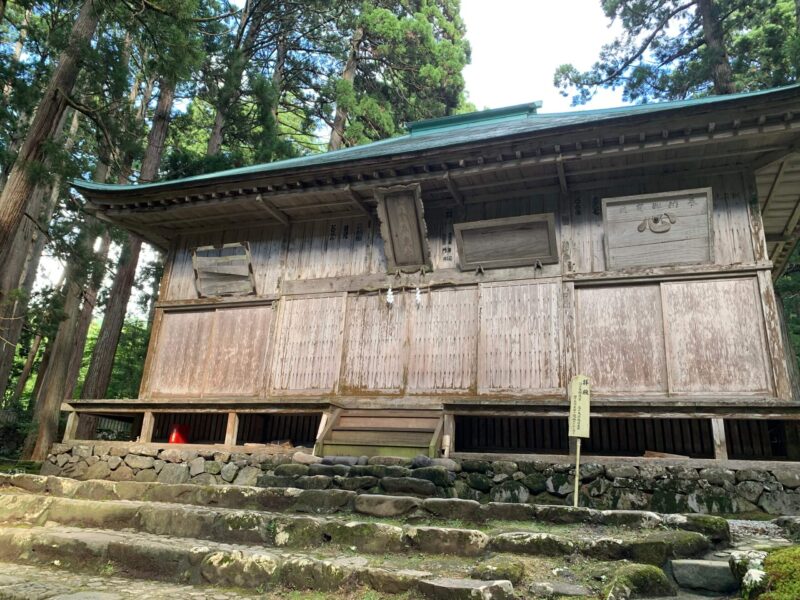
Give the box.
[0,489,715,564]
[671,559,740,594]
[0,472,731,542]
[0,560,257,599]
[0,524,514,599]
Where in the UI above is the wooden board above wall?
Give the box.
[602,188,714,270]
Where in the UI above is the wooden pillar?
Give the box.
[224,412,239,447]
[711,418,728,461]
[139,411,155,443]
[62,411,79,442]
[442,413,455,458]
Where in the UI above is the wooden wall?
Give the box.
[141,170,793,403]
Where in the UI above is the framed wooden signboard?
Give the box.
[453,213,558,270]
[602,188,714,270]
[374,183,432,273]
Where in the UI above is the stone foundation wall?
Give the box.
[42,441,800,515]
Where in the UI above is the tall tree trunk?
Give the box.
[270,36,287,125]
[329,27,363,151]
[9,334,41,409]
[697,0,735,95]
[65,230,110,399]
[206,1,264,156]
[0,0,101,264]
[0,110,78,396]
[21,252,87,460]
[81,80,175,400]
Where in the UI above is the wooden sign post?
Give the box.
[568,375,591,508]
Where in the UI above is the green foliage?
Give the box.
[554,0,799,105]
[330,0,471,146]
[762,546,800,600]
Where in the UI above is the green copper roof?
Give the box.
[73,84,800,196]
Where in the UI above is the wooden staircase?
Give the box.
[316,408,444,458]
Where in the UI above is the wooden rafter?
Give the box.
[256,193,289,226]
[345,184,372,217]
[444,171,464,207]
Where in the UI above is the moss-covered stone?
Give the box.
[678,514,731,543]
[412,466,454,487]
[602,563,676,599]
[466,472,493,492]
[489,480,529,503]
[470,557,525,583]
[273,463,308,477]
[521,472,547,494]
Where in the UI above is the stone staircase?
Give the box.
[0,473,793,599]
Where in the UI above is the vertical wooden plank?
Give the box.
[478,281,562,392]
[138,308,165,399]
[140,411,155,443]
[63,412,79,442]
[576,285,668,393]
[271,294,347,393]
[662,278,771,393]
[202,305,274,398]
[406,287,478,393]
[225,412,239,446]
[757,269,792,399]
[341,292,407,392]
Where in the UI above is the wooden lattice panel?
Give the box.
[478,281,562,392]
[406,287,478,392]
[341,292,407,393]
[270,295,346,393]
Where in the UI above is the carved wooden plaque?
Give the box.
[602,188,713,269]
[192,242,256,297]
[454,213,557,270]
[374,184,432,273]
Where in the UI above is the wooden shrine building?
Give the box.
[69,85,800,464]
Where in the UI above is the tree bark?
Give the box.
[0,110,79,396]
[81,80,175,400]
[271,36,287,125]
[0,0,101,264]
[206,1,265,156]
[21,230,94,460]
[329,27,363,151]
[697,0,735,95]
[9,334,41,409]
[65,230,110,399]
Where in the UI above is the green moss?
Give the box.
[603,563,675,598]
[679,514,731,543]
[761,546,800,600]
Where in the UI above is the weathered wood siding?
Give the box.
[663,278,771,393]
[143,170,791,403]
[341,293,407,393]
[478,281,562,393]
[145,305,273,398]
[576,285,668,394]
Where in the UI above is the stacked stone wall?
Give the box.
[41,442,800,515]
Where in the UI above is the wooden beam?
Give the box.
[224,412,239,446]
[556,155,568,194]
[63,412,79,443]
[444,172,465,207]
[345,184,372,217]
[256,193,289,226]
[140,411,155,443]
[711,419,728,460]
[761,159,789,215]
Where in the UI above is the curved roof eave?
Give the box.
[71,83,800,199]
